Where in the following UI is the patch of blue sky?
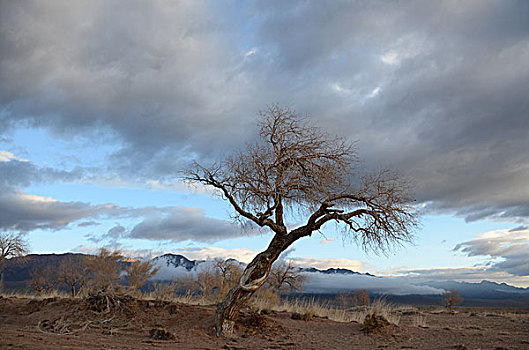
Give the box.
[275,215,512,273]
[24,181,229,217]
[2,127,119,170]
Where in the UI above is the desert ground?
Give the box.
[1,295,528,350]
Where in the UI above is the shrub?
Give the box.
[353,289,370,307]
[442,289,463,311]
[29,265,57,296]
[360,297,400,333]
[86,248,123,293]
[58,256,87,297]
[125,259,160,295]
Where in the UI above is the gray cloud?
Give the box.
[0,152,114,232]
[77,221,100,227]
[454,229,529,276]
[1,1,529,223]
[510,226,528,232]
[0,152,84,189]
[0,151,252,243]
[128,207,258,243]
[0,191,123,232]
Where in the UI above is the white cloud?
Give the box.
[380,52,400,65]
[319,238,335,244]
[380,33,431,66]
[454,228,529,277]
[244,47,258,57]
[367,86,381,98]
[17,193,57,203]
[0,151,28,162]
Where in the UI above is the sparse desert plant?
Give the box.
[150,280,180,301]
[251,260,307,312]
[178,274,201,294]
[276,297,361,323]
[196,264,223,301]
[361,311,390,333]
[86,248,123,293]
[149,280,206,305]
[124,259,160,295]
[360,297,400,332]
[214,258,243,300]
[336,292,354,309]
[29,265,57,296]
[58,255,88,297]
[353,289,370,307]
[150,327,176,340]
[251,286,281,312]
[267,261,307,294]
[411,314,428,328]
[442,289,463,311]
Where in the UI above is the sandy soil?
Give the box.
[1,296,528,349]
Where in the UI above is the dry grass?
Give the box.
[249,296,360,323]
[363,298,400,326]
[411,314,428,328]
[1,288,407,330]
[145,289,217,306]
[251,295,403,326]
[0,290,70,299]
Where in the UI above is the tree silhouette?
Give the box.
[0,232,28,291]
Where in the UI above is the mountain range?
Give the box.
[2,253,528,307]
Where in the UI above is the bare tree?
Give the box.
[30,265,57,296]
[125,259,160,295]
[196,264,223,300]
[86,248,123,293]
[214,259,243,300]
[267,261,307,294]
[186,105,418,336]
[442,289,463,311]
[58,256,88,297]
[0,232,29,291]
[336,292,354,309]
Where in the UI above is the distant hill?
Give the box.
[1,253,86,290]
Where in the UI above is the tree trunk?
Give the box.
[215,232,297,336]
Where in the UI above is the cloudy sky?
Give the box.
[1,0,528,287]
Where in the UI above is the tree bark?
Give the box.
[214,231,302,336]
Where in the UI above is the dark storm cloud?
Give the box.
[1,1,529,222]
